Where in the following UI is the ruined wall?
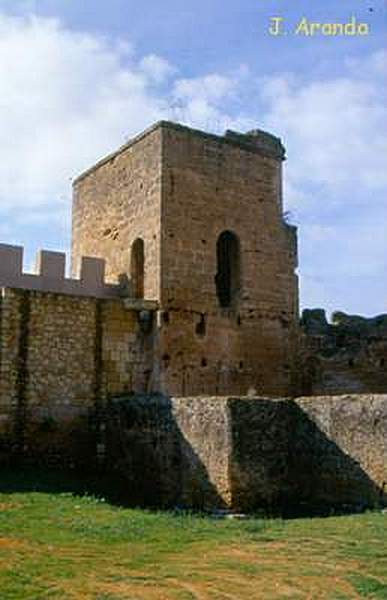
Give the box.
[0,287,154,463]
[108,394,386,512]
[72,126,163,299]
[158,123,299,397]
[301,309,387,395]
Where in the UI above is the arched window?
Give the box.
[215,230,240,308]
[130,238,145,299]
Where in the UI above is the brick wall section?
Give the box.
[26,292,97,408]
[101,300,154,396]
[72,127,162,299]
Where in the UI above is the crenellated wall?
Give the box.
[0,243,123,299]
[0,240,161,447]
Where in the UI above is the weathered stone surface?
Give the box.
[290,395,387,508]
[0,288,154,460]
[106,394,387,512]
[107,396,231,509]
[72,121,299,397]
[72,125,163,299]
[301,309,387,395]
[228,398,291,510]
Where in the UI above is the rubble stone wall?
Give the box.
[301,310,387,395]
[108,394,387,512]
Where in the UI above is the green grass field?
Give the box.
[0,470,386,599]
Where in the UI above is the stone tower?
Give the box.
[72,121,299,396]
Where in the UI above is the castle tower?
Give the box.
[72,121,299,396]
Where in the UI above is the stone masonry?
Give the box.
[107,394,387,511]
[301,309,387,395]
[72,121,299,397]
[0,285,154,463]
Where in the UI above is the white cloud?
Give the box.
[345,49,387,80]
[260,53,387,206]
[0,14,170,213]
[0,14,247,218]
[139,54,176,84]
[169,70,257,133]
[173,73,236,103]
[257,53,387,314]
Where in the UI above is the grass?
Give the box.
[0,470,386,599]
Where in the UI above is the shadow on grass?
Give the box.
[0,465,133,506]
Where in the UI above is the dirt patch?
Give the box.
[0,503,21,511]
[0,537,26,550]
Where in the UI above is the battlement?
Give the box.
[0,243,122,299]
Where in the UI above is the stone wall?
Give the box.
[0,287,154,463]
[229,395,386,511]
[0,244,122,298]
[158,123,299,397]
[290,395,386,509]
[72,125,162,299]
[107,396,231,509]
[301,309,387,395]
[107,394,387,512]
[72,121,299,397]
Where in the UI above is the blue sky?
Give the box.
[0,0,386,316]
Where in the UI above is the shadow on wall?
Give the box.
[1,395,385,515]
[0,405,94,471]
[230,397,386,514]
[0,396,226,510]
[286,400,386,512]
[106,395,386,514]
[105,395,227,511]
